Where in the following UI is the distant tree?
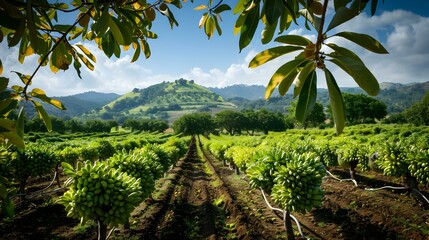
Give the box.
[304,102,326,129]
[173,113,214,136]
[343,93,387,124]
[65,119,84,133]
[214,110,245,135]
[242,109,259,135]
[404,92,429,126]
[382,113,407,124]
[85,120,111,133]
[123,119,140,131]
[256,109,286,134]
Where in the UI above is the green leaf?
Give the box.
[278,6,293,34]
[2,132,24,149]
[261,19,277,44]
[333,31,389,54]
[371,0,379,16]
[275,35,313,46]
[213,15,222,36]
[1,196,15,218]
[32,100,52,132]
[30,88,66,110]
[12,71,31,85]
[109,17,132,45]
[264,0,284,25]
[0,183,6,199]
[233,0,247,14]
[278,67,300,96]
[294,61,316,98]
[141,39,151,59]
[326,7,358,32]
[205,15,215,39]
[249,46,303,68]
[0,118,17,132]
[326,43,363,63]
[239,5,260,52]
[333,0,352,11]
[94,6,110,35]
[101,33,115,58]
[296,70,317,122]
[264,59,309,99]
[325,68,345,135]
[0,77,8,92]
[131,42,141,63]
[329,56,380,96]
[61,162,75,172]
[214,4,231,14]
[17,106,25,139]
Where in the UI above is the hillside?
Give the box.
[83,79,236,122]
[212,82,429,113]
[23,91,120,118]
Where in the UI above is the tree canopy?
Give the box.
[172,112,215,136]
[343,93,387,124]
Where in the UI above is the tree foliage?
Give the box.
[343,93,387,124]
[403,91,429,126]
[173,112,215,136]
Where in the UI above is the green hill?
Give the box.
[83,79,236,122]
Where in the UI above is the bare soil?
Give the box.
[1,138,428,239]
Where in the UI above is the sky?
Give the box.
[1,0,429,97]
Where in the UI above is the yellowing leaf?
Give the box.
[199,13,208,28]
[205,15,215,39]
[75,44,96,62]
[194,5,207,10]
[265,59,308,99]
[249,46,303,68]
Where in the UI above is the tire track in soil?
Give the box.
[119,137,260,239]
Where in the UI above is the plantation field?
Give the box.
[1,125,429,239]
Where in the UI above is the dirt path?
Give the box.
[118,137,269,239]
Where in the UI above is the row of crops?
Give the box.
[1,131,191,239]
[200,124,429,237]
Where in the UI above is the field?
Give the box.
[1,126,429,239]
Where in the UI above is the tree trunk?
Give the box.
[98,222,107,240]
[284,211,295,240]
[405,172,419,190]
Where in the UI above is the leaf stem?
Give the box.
[314,0,329,65]
[22,6,94,99]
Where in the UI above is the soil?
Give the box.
[1,138,428,240]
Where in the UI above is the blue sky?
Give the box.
[1,1,429,97]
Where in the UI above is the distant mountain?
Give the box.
[210,82,429,114]
[206,84,281,100]
[24,91,120,118]
[84,79,236,122]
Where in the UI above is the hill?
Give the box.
[211,82,429,113]
[24,91,120,118]
[83,79,236,122]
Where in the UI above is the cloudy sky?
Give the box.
[1,1,429,97]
